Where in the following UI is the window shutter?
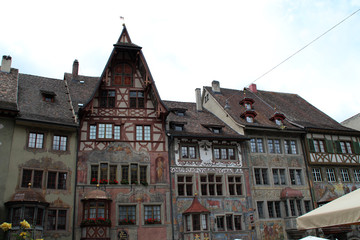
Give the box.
[353,141,360,154]
[334,141,342,153]
[307,139,315,152]
[325,140,334,153]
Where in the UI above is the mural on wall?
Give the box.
[260,222,284,240]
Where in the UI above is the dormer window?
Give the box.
[270,112,286,126]
[171,108,187,116]
[174,125,184,132]
[246,116,253,123]
[212,128,221,134]
[239,97,255,109]
[202,125,223,134]
[41,90,56,103]
[176,111,185,116]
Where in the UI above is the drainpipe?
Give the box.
[72,125,80,240]
[167,133,175,240]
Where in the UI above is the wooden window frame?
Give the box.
[28,132,44,149]
[250,138,264,153]
[289,169,303,185]
[21,169,43,188]
[228,176,243,196]
[144,205,161,225]
[46,209,68,231]
[180,145,197,159]
[213,146,236,160]
[113,63,133,86]
[129,91,145,108]
[136,125,151,141]
[200,174,223,196]
[177,175,193,196]
[47,171,67,190]
[99,90,116,108]
[272,168,286,185]
[254,168,269,185]
[52,135,68,151]
[89,123,121,140]
[312,168,322,182]
[120,164,148,185]
[118,205,136,225]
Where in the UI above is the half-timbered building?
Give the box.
[69,25,171,240]
[164,90,253,240]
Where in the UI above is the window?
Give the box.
[267,201,281,218]
[174,124,184,131]
[91,164,118,184]
[47,171,67,189]
[304,200,311,213]
[284,140,297,154]
[337,141,353,154]
[42,93,55,102]
[340,169,350,182]
[289,169,303,185]
[272,169,286,185]
[130,91,145,108]
[326,168,336,182]
[246,116,253,123]
[28,132,44,148]
[114,63,133,86]
[185,214,208,232]
[53,135,67,151]
[120,164,147,184]
[21,169,43,188]
[268,139,281,154]
[177,175,193,196]
[312,168,322,182]
[136,125,151,141]
[99,90,115,108]
[200,174,223,196]
[118,206,136,225]
[83,201,109,220]
[313,140,326,153]
[254,168,269,185]
[354,169,360,182]
[181,145,197,159]
[250,138,264,153]
[175,111,185,116]
[47,209,67,230]
[144,205,161,224]
[89,124,121,140]
[215,214,241,231]
[228,176,242,196]
[257,201,264,219]
[213,146,236,160]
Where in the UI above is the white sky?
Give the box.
[1,0,360,122]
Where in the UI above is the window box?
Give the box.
[121,179,129,185]
[131,181,139,185]
[91,178,98,184]
[140,181,148,186]
[99,179,109,184]
[118,218,135,225]
[144,218,161,225]
[109,179,118,184]
[81,217,111,227]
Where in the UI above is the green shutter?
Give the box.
[353,141,360,155]
[307,139,315,152]
[325,140,334,153]
[334,141,342,153]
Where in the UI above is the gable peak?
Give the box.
[117,24,132,44]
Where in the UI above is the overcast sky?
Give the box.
[1,0,360,123]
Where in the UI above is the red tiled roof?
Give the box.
[183,197,209,214]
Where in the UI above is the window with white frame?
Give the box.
[200,174,223,196]
[284,140,297,154]
[340,168,350,182]
[254,168,269,185]
[268,139,281,154]
[28,132,44,149]
[53,135,67,151]
[136,125,151,141]
[250,138,264,153]
[313,139,326,153]
[326,168,336,182]
[89,124,121,140]
[177,175,193,196]
[354,169,360,182]
[312,168,322,182]
[213,146,236,160]
[185,213,208,232]
[180,145,197,159]
[272,169,286,185]
[289,169,303,185]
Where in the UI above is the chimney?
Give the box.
[195,88,203,111]
[211,80,221,93]
[1,55,12,73]
[72,59,79,77]
[249,83,257,93]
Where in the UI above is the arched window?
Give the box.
[113,63,133,86]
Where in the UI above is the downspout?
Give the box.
[167,133,175,240]
[72,125,80,240]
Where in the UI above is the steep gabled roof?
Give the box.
[205,85,357,133]
[164,100,247,140]
[18,73,76,126]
